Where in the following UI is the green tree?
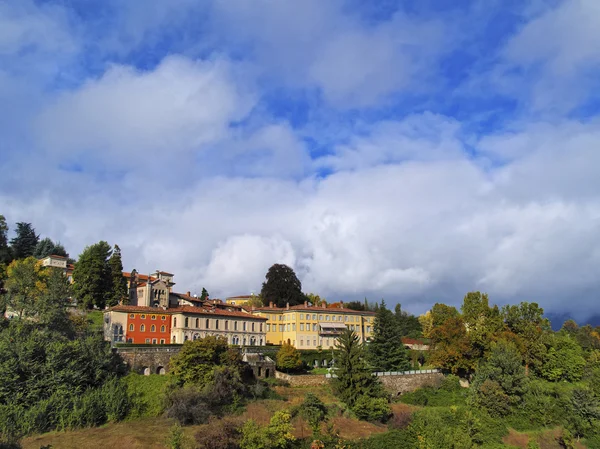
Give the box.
[33,238,68,259]
[169,336,234,387]
[430,316,474,375]
[306,293,326,307]
[72,241,112,309]
[9,222,39,260]
[200,288,209,301]
[37,265,73,334]
[0,215,11,265]
[461,292,505,360]
[332,329,384,407]
[430,303,460,327]
[297,393,327,436]
[4,257,47,318]
[394,303,423,338]
[346,301,365,311]
[240,410,295,449]
[471,339,528,417]
[260,264,305,308]
[276,342,303,372]
[368,301,410,372]
[539,333,586,382]
[502,302,548,374]
[107,245,127,307]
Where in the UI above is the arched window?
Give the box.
[140,324,145,332]
[129,324,134,331]
[172,335,176,343]
[250,336,256,345]
[243,338,247,346]
[151,325,156,332]
[196,318,199,328]
[184,335,188,341]
[206,319,210,329]
[185,317,189,328]
[160,325,165,332]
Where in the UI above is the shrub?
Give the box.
[195,417,242,449]
[240,410,295,449]
[388,408,412,430]
[346,430,416,449]
[124,373,169,419]
[165,387,211,426]
[165,423,191,449]
[352,396,391,423]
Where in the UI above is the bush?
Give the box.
[165,387,211,426]
[165,423,193,449]
[388,408,412,430]
[124,373,169,419]
[297,393,328,436]
[346,430,416,449]
[195,417,242,449]
[352,396,391,423]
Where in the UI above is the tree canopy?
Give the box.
[107,245,127,307]
[260,264,306,307]
[72,241,113,309]
[33,237,68,259]
[9,222,39,260]
[368,301,410,372]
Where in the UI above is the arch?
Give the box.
[151,325,156,332]
[243,337,247,346]
[258,367,262,377]
[260,338,263,346]
[287,338,291,345]
[140,324,145,332]
[193,333,200,341]
[184,335,189,342]
[160,325,165,332]
[143,367,150,376]
[156,366,166,375]
[265,368,270,378]
[129,323,134,331]
[250,336,256,346]
[172,335,176,343]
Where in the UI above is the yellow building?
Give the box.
[252,302,376,349]
[225,295,256,306]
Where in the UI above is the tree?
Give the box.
[430,303,459,327]
[346,301,365,311]
[107,245,127,307]
[419,311,434,338]
[461,292,504,360]
[368,301,410,372]
[429,316,474,376]
[246,294,264,308]
[260,264,305,307]
[4,257,48,318]
[9,222,39,260]
[297,393,327,436]
[394,304,423,338]
[33,238,68,259]
[240,410,295,449]
[72,241,112,309]
[539,333,586,382]
[37,264,72,334]
[0,215,11,265]
[200,288,209,301]
[502,302,548,374]
[332,329,384,407]
[276,342,302,372]
[169,336,234,387]
[306,293,326,307]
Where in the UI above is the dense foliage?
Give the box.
[276,342,303,372]
[367,301,410,372]
[260,264,306,307]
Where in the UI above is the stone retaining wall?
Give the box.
[116,346,181,375]
[275,371,328,386]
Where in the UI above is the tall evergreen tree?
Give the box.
[368,301,411,372]
[72,241,112,309]
[394,303,423,338]
[33,238,68,259]
[332,329,384,407]
[0,215,12,265]
[107,244,127,307]
[260,263,306,307]
[9,222,39,260]
[200,287,209,301]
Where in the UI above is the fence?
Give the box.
[325,368,439,378]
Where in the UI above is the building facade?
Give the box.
[252,302,376,349]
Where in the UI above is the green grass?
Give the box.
[308,367,330,375]
[87,310,104,330]
[125,373,171,419]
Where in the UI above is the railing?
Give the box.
[325,369,439,378]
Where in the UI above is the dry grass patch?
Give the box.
[330,416,387,440]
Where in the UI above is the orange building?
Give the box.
[106,306,172,344]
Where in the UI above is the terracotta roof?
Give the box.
[227,295,254,299]
[46,254,67,259]
[122,272,157,282]
[158,271,174,275]
[108,305,267,320]
[137,282,147,287]
[171,292,203,303]
[254,305,376,315]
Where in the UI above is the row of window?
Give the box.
[130,314,167,321]
[266,323,371,333]
[268,313,370,323]
[176,317,263,332]
[129,324,166,333]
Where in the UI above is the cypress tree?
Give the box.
[200,287,209,301]
[72,241,112,309]
[0,215,12,265]
[332,329,384,407]
[107,244,127,307]
[9,222,39,260]
[368,301,411,372]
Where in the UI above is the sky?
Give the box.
[1,0,600,321]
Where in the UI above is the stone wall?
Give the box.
[116,346,181,375]
[275,370,445,393]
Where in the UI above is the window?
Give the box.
[160,339,165,344]
[300,340,303,346]
[129,314,134,319]
[345,316,348,322]
[140,324,145,332]
[152,338,157,344]
[216,320,219,330]
[338,316,342,321]
[312,314,316,320]
[319,314,323,320]
[206,319,210,329]
[300,323,304,331]
[326,315,330,321]
[151,315,156,320]
[185,317,189,327]
[312,324,317,331]
[306,322,310,330]
[173,317,177,327]
[234,321,238,330]
[243,322,247,331]
[306,339,310,346]
[251,322,255,332]
[300,314,304,319]
[367,326,371,333]
[196,318,199,328]
[184,335,188,341]
[141,315,146,319]
[160,325,165,332]
[279,325,284,332]
[129,324,134,331]
[225,321,229,330]
[278,316,282,321]
[313,339,317,346]
[127,338,133,343]
[267,324,271,332]
[151,325,156,332]
[292,324,296,331]
[172,336,176,343]
[145,338,150,343]
[161,316,166,321]
[260,323,263,332]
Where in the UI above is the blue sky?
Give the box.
[2,0,600,320]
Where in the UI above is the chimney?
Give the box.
[322,303,326,309]
[269,301,274,308]
[187,291,191,296]
[304,300,308,307]
[286,302,290,310]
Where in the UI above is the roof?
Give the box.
[122,272,157,282]
[254,305,376,315]
[158,271,174,275]
[227,295,254,299]
[171,292,203,303]
[108,305,267,320]
[42,254,67,259]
